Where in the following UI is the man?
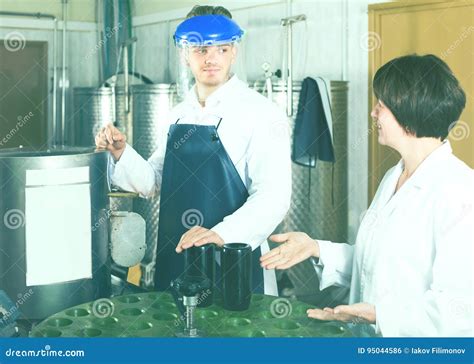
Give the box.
[95,5,291,295]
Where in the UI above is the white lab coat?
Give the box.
[110,75,292,296]
[313,141,473,336]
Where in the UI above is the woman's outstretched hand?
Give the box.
[307,303,376,324]
[260,232,320,270]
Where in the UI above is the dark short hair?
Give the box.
[373,54,466,140]
[186,5,232,19]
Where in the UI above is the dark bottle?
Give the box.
[221,243,252,311]
[183,244,215,307]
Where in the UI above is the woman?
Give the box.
[261,54,473,337]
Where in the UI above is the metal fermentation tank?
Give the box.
[71,84,178,288]
[72,87,130,147]
[253,80,348,303]
[131,84,178,287]
[0,148,111,320]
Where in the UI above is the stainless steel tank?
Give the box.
[71,84,178,288]
[72,87,130,147]
[72,87,115,147]
[131,84,178,288]
[253,80,348,302]
[114,86,133,144]
[0,148,111,320]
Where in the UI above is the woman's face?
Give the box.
[370,99,407,148]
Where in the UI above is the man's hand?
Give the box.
[307,303,376,324]
[260,232,320,270]
[95,123,126,160]
[175,226,224,253]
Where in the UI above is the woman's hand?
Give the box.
[260,232,320,270]
[307,303,376,324]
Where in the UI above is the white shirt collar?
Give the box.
[185,74,241,108]
[396,140,453,189]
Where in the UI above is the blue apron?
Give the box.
[155,118,264,293]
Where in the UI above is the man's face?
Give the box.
[186,44,237,87]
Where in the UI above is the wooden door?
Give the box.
[368,0,474,200]
[0,39,48,149]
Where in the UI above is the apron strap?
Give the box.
[173,117,223,141]
[216,117,223,130]
[174,117,222,128]
[212,118,223,142]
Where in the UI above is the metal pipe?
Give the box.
[120,37,137,115]
[0,11,58,147]
[284,0,291,116]
[266,77,273,101]
[285,0,291,115]
[52,18,58,147]
[261,63,273,100]
[281,14,306,117]
[61,0,68,145]
[341,0,349,81]
[0,11,55,19]
[111,84,117,124]
[123,45,129,114]
[286,0,291,18]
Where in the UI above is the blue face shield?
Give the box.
[174,15,244,47]
[173,15,246,98]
